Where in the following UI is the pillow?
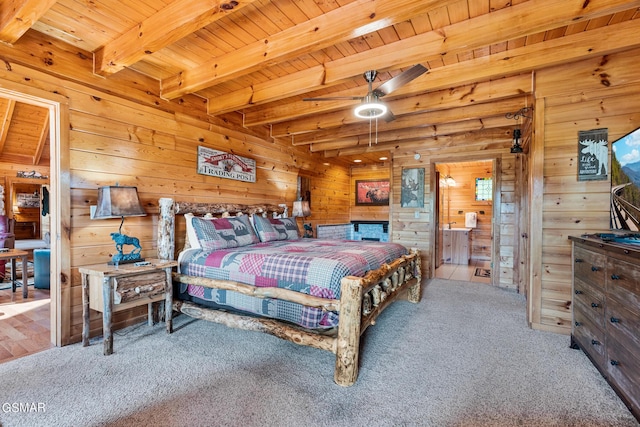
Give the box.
[194,214,260,250]
[184,213,205,250]
[253,215,300,242]
[189,215,230,251]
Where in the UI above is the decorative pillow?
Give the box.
[184,213,206,250]
[253,215,300,242]
[196,214,260,249]
[189,215,229,252]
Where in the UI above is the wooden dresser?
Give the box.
[569,235,640,421]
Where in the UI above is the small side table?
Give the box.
[0,249,29,298]
[79,259,178,355]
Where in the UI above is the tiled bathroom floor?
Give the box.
[435,260,492,283]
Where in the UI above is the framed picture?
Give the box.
[355,179,390,206]
[578,128,608,181]
[401,168,424,208]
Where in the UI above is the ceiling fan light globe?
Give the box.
[354,102,387,119]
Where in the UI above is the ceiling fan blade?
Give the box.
[303,96,363,101]
[371,64,428,98]
[383,109,396,122]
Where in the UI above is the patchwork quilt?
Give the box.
[178,239,408,329]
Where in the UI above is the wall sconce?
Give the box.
[93,184,147,265]
[511,129,523,153]
[292,200,313,238]
[440,174,456,187]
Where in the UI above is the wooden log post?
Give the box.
[407,248,422,303]
[334,276,363,387]
[157,198,176,261]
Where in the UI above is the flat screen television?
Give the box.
[611,126,640,231]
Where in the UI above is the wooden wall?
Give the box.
[350,164,391,221]
[0,47,351,344]
[529,46,640,334]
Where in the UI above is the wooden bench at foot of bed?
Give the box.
[157,197,422,386]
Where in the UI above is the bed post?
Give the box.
[408,248,422,303]
[158,198,175,261]
[334,276,363,387]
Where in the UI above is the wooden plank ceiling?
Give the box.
[1,0,639,165]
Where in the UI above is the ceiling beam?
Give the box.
[248,73,532,127]
[0,99,16,153]
[324,0,640,84]
[206,0,640,115]
[94,0,261,76]
[270,94,525,138]
[323,128,513,157]
[0,0,56,45]
[160,0,454,99]
[308,116,515,152]
[33,112,48,165]
[261,16,640,137]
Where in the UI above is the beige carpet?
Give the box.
[0,279,638,427]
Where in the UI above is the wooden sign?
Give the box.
[197,146,256,183]
[578,128,609,181]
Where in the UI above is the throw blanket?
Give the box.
[178,239,407,329]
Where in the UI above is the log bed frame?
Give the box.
[157,198,422,386]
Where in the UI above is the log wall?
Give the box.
[529,47,640,333]
[0,44,350,344]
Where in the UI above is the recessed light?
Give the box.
[379,156,388,161]
[353,159,362,163]
[414,153,421,160]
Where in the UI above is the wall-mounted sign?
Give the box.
[578,128,609,181]
[197,146,256,183]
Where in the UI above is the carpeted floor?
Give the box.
[0,279,638,427]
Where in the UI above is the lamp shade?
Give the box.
[292,200,311,217]
[93,185,146,219]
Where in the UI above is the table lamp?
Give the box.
[292,200,312,238]
[93,185,147,264]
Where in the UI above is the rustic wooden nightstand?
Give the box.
[80,259,178,355]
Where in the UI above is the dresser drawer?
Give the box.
[607,336,640,415]
[114,271,167,305]
[573,278,605,328]
[573,308,606,367]
[607,258,640,312]
[606,300,640,356]
[574,246,606,289]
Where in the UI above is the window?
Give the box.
[475,177,492,201]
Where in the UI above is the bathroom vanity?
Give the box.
[443,228,472,265]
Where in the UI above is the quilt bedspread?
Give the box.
[178,239,408,329]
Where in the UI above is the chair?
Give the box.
[0,215,15,282]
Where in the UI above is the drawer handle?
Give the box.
[610,317,620,323]
[591,339,601,346]
[574,290,583,295]
[610,360,620,366]
[590,302,599,308]
[610,274,620,280]
[591,266,600,272]
[575,258,583,263]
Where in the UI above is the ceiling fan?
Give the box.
[303,64,428,121]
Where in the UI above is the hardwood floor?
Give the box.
[0,284,52,364]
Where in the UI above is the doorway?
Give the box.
[433,160,496,284]
[0,81,69,351]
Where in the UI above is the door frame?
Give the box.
[0,81,70,346]
[430,156,500,286]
